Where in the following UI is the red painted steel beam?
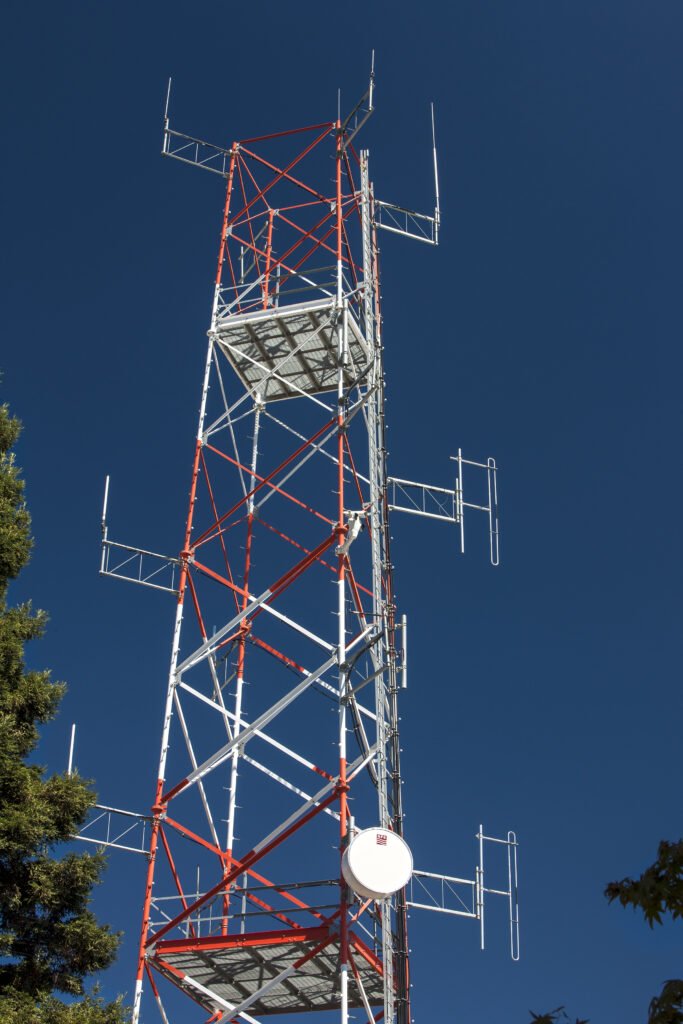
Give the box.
[191,558,247,597]
[238,122,335,145]
[156,923,330,954]
[244,864,330,922]
[186,571,210,646]
[227,126,332,224]
[199,449,241,613]
[248,633,307,675]
[258,516,372,598]
[350,931,384,976]
[146,788,339,945]
[199,445,335,531]
[163,816,225,858]
[159,826,198,940]
[344,558,368,623]
[237,887,301,931]
[236,158,263,281]
[195,416,336,547]
[215,150,237,288]
[274,208,340,267]
[238,141,330,205]
[263,531,337,602]
[193,529,337,616]
[285,200,360,279]
[258,517,338,576]
[147,957,211,1013]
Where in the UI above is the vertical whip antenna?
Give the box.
[373,100,440,244]
[164,77,172,123]
[163,78,172,156]
[100,475,110,577]
[369,50,375,110]
[101,475,110,534]
[67,723,76,776]
[431,103,441,241]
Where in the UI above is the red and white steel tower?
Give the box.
[93,70,517,1024]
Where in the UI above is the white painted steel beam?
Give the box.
[175,651,339,795]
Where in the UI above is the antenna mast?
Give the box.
[85,74,517,1024]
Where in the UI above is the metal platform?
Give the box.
[150,926,385,1016]
[211,299,370,402]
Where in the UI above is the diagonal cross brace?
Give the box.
[162,651,338,803]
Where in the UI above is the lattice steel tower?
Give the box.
[93,70,517,1024]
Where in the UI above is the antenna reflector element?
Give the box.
[342,828,413,900]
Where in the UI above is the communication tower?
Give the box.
[86,68,519,1024]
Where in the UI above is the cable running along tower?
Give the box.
[95,70,518,1024]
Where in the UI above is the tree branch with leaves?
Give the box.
[605,840,683,1024]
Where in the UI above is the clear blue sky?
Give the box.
[3,1,682,1021]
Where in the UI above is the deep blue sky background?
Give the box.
[3,1,682,1021]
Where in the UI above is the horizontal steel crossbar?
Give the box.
[162,128,235,177]
[374,201,438,245]
[100,540,180,594]
[74,804,151,856]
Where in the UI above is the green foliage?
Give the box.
[648,980,683,1024]
[605,840,683,929]
[529,1006,588,1023]
[0,411,31,587]
[0,403,128,1022]
[605,839,683,1024]
[0,986,128,1023]
[531,838,683,1023]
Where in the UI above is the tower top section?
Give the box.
[162,74,440,409]
[162,71,441,326]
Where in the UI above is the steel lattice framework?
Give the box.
[91,77,518,1024]
[118,90,418,1024]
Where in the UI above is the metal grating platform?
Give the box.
[211,299,370,402]
[151,926,384,1016]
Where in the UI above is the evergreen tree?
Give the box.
[530,840,683,1024]
[0,403,128,1022]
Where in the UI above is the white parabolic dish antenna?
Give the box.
[342,828,413,900]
